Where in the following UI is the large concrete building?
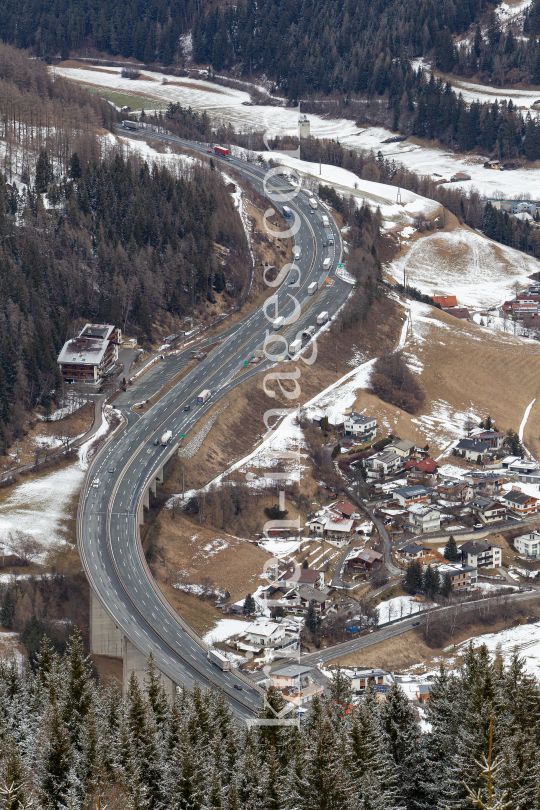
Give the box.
[57,323,121,384]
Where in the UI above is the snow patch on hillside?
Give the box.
[391,229,539,309]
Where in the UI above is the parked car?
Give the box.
[473,523,483,531]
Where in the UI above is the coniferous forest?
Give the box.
[1,633,539,810]
[0,44,249,454]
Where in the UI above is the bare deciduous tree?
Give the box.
[5,531,44,565]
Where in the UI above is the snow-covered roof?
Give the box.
[57,323,116,366]
[325,517,354,532]
[408,504,439,517]
[244,621,283,637]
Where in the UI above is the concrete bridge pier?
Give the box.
[90,590,123,658]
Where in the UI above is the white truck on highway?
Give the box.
[289,338,302,356]
[207,649,230,670]
[197,389,211,405]
[161,430,173,445]
[308,281,318,295]
[309,197,318,210]
[317,311,329,325]
[323,258,331,271]
[273,316,284,331]
[321,214,329,227]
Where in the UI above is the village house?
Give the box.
[280,585,331,614]
[272,665,324,706]
[280,566,325,590]
[450,172,471,182]
[364,449,402,477]
[343,412,378,439]
[506,458,540,476]
[244,621,286,647]
[432,295,458,309]
[332,500,358,519]
[57,323,122,384]
[436,562,478,590]
[455,438,491,462]
[462,471,505,493]
[346,548,384,571]
[406,504,441,535]
[503,489,540,517]
[469,429,505,449]
[393,485,431,508]
[436,479,474,502]
[404,457,438,481]
[471,497,507,525]
[501,455,522,469]
[388,439,417,459]
[516,470,540,486]
[400,541,431,560]
[348,668,394,694]
[273,664,314,690]
[324,516,356,547]
[460,539,502,568]
[513,531,540,558]
[445,307,471,321]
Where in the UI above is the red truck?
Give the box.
[214,146,229,156]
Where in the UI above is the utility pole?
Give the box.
[190,264,195,328]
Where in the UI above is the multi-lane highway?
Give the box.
[78,142,353,719]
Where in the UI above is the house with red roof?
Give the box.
[333,500,357,519]
[404,457,439,482]
[432,295,458,309]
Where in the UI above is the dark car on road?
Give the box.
[183,404,191,411]
[153,439,159,445]
[412,621,420,627]
[234,684,242,690]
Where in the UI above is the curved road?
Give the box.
[78,143,353,719]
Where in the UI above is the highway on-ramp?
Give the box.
[78,144,353,719]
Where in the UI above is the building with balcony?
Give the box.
[57,324,122,384]
[514,531,540,558]
[460,539,502,568]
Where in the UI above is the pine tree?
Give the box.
[62,627,94,747]
[381,681,429,809]
[440,572,453,598]
[35,149,53,194]
[444,535,461,562]
[243,594,256,615]
[423,565,440,599]
[68,153,82,180]
[305,602,319,635]
[403,560,423,594]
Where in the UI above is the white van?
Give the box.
[92,478,100,488]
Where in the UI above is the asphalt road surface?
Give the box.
[78,140,354,719]
[297,588,540,667]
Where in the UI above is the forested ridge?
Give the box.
[0,0,190,64]
[0,634,539,810]
[0,44,249,455]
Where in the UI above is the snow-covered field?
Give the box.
[390,229,540,310]
[53,62,540,200]
[203,617,250,645]
[416,622,540,681]
[0,466,85,552]
[376,595,431,624]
